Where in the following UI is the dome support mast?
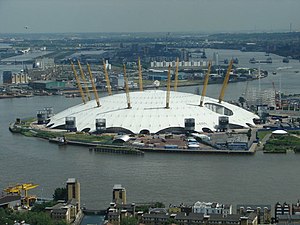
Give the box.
[87,63,101,107]
[138,57,143,91]
[174,57,179,91]
[70,61,86,104]
[200,61,211,107]
[218,59,233,104]
[123,64,132,109]
[77,60,91,101]
[166,65,171,109]
[103,60,112,96]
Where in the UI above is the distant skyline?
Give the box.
[0,0,299,34]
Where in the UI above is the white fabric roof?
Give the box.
[48,90,259,134]
[272,130,288,134]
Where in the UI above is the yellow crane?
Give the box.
[123,64,132,109]
[138,57,143,91]
[166,65,171,109]
[174,57,179,91]
[22,183,39,208]
[77,60,91,101]
[200,61,212,107]
[87,63,101,107]
[103,60,112,95]
[4,183,39,208]
[4,184,23,195]
[70,61,86,104]
[218,59,234,103]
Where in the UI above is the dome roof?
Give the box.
[48,90,259,134]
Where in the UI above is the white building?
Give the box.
[193,201,232,216]
[47,90,259,134]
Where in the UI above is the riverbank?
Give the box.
[9,119,258,155]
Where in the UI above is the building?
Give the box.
[47,90,259,134]
[46,178,81,223]
[46,199,79,223]
[112,184,126,205]
[277,214,300,224]
[213,52,219,66]
[193,202,232,216]
[150,60,208,68]
[29,80,66,90]
[107,201,136,225]
[237,204,271,224]
[0,194,21,209]
[141,212,257,225]
[67,178,80,210]
[275,202,291,221]
[3,71,29,84]
[292,200,300,215]
[34,57,55,69]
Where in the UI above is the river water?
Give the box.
[1,49,300,210]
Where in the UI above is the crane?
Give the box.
[87,63,101,107]
[218,59,233,103]
[4,183,39,208]
[123,64,132,109]
[77,60,91,101]
[138,57,143,91]
[166,65,171,109]
[103,60,112,95]
[70,61,86,104]
[199,61,212,107]
[174,57,179,91]
[22,183,39,208]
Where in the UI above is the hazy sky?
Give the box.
[0,0,299,33]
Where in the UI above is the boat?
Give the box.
[249,58,257,64]
[282,57,289,63]
[249,57,272,64]
[232,58,239,64]
[272,71,277,75]
[49,137,67,145]
[264,57,272,64]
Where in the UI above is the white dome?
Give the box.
[48,90,259,134]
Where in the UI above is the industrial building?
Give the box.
[2,71,29,84]
[29,80,66,90]
[47,90,259,134]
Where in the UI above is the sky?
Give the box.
[0,0,300,34]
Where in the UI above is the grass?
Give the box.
[64,133,114,144]
[257,130,271,140]
[264,134,300,153]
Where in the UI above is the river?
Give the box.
[1,49,300,210]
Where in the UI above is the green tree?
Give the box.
[154,202,165,208]
[165,218,177,225]
[121,216,138,225]
[53,187,67,201]
[31,201,57,212]
[238,96,246,107]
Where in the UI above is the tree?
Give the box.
[31,201,57,213]
[121,216,138,225]
[238,96,246,107]
[165,218,178,225]
[53,187,67,201]
[154,202,165,208]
